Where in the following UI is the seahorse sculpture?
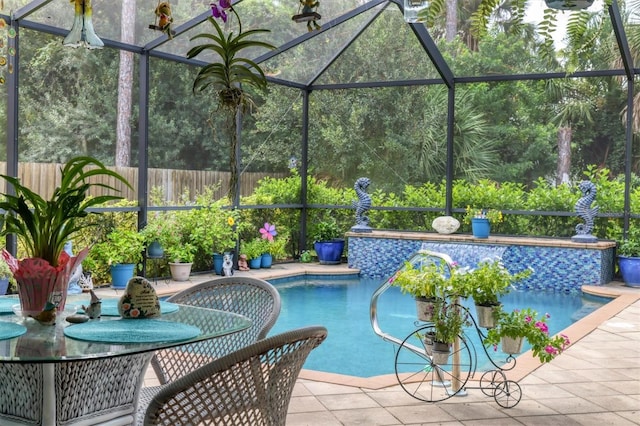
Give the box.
[572,180,598,243]
[351,177,372,232]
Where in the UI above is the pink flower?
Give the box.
[260,222,277,241]
[535,321,549,334]
[545,345,558,355]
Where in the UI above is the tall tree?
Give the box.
[115,0,135,167]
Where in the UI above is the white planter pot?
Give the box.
[169,262,192,282]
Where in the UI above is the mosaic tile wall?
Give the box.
[347,237,615,293]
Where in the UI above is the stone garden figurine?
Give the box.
[351,177,372,233]
[571,180,598,243]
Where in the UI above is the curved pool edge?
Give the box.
[297,282,640,390]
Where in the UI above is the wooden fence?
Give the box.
[0,162,286,203]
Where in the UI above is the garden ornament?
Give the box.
[82,289,102,319]
[149,1,175,39]
[293,0,321,32]
[238,254,250,271]
[64,241,83,295]
[571,180,598,243]
[63,0,104,49]
[222,253,234,276]
[30,301,58,326]
[118,277,161,319]
[351,177,372,233]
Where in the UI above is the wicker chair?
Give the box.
[150,276,281,385]
[142,326,327,426]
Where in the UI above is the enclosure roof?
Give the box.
[2,0,636,89]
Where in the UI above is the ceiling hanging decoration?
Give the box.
[148,1,175,39]
[403,0,429,23]
[292,0,321,32]
[544,0,594,10]
[63,0,104,49]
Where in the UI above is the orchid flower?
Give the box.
[259,222,277,241]
[210,0,231,22]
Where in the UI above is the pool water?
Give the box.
[268,275,610,378]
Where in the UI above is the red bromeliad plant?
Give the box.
[0,156,131,315]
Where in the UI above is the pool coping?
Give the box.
[296,280,640,390]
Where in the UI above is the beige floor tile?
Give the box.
[556,381,623,397]
[385,403,457,424]
[303,380,368,396]
[437,402,508,421]
[534,396,607,414]
[519,383,577,400]
[616,410,640,424]
[330,407,403,425]
[517,414,584,425]
[582,393,640,412]
[286,411,343,426]
[566,412,638,425]
[316,393,381,410]
[288,396,329,413]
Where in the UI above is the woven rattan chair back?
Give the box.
[143,326,327,426]
[150,276,281,384]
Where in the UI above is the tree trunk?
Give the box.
[445,0,457,42]
[556,126,572,185]
[115,0,136,167]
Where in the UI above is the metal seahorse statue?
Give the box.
[351,177,372,233]
[571,180,598,243]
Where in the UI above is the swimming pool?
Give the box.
[267,275,610,378]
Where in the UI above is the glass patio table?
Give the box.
[0,294,252,426]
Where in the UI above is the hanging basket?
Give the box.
[544,0,594,10]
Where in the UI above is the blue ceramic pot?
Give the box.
[213,253,224,275]
[471,218,490,238]
[249,256,263,269]
[110,263,135,289]
[261,253,273,268]
[314,240,345,265]
[147,241,164,258]
[618,256,640,287]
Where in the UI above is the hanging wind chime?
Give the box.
[292,0,321,32]
[149,1,175,39]
[63,0,104,49]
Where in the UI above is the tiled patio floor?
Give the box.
[97,263,640,425]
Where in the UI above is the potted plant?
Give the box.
[241,238,268,269]
[430,300,470,364]
[0,156,130,315]
[0,256,16,295]
[312,218,345,264]
[463,207,503,238]
[390,259,462,322]
[484,308,571,363]
[617,227,640,287]
[459,258,532,328]
[165,243,197,281]
[140,213,169,258]
[91,228,145,289]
